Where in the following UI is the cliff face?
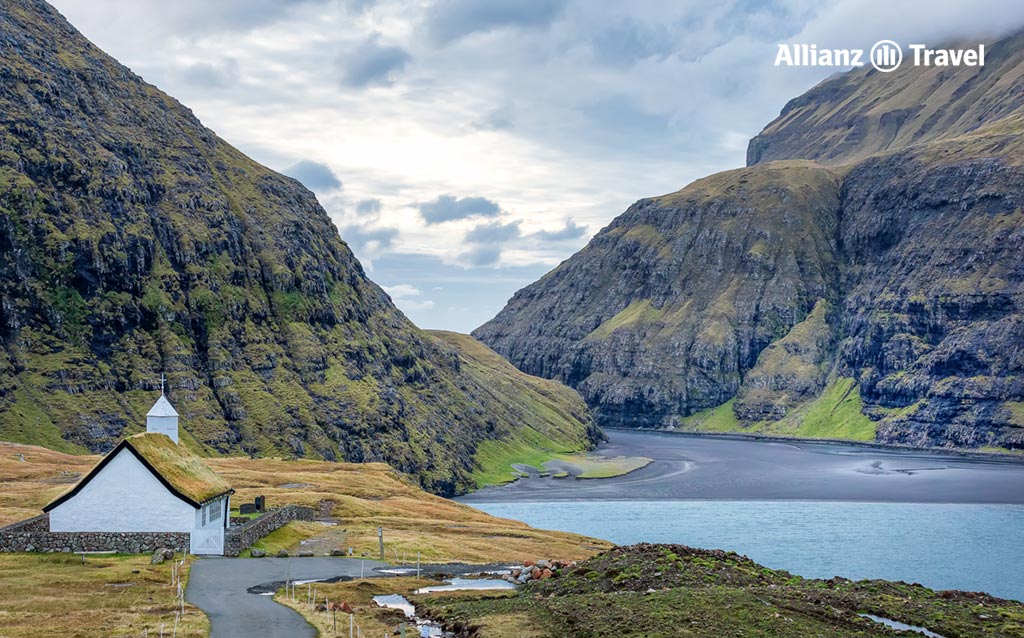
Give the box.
[476,34,1024,449]
[0,0,600,495]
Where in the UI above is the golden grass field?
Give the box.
[0,553,207,638]
[0,441,610,564]
[0,440,611,637]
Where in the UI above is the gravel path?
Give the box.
[185,557,387,638]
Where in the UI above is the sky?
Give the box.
[48,0,1024,332]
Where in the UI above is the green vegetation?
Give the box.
[587,299,666,340]
[677,399,740,432]
[428,331,599,489]
[547,454,652,479]
[786,378,875,441]
[421,544,1024,638]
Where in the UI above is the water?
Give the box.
[373,594,444,637]
[472,500,1024,601]
[414,577,515,594]
[860,614,946,637]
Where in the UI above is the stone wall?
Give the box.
[0,515,189,553]
[224,504,315,556]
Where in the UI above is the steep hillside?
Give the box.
[476,34,1024,449]
[0,0,599,495]
[747,33,1024,166]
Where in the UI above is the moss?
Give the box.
[785,377,875,441]
[587,299,666,340]
[677,399,740,432]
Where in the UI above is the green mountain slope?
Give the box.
[475,33,1024,450]
[0,0,600,495]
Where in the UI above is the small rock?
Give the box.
[250,549,266,558]
[331,549,346,556]
[277,550,289,558]
[297,551,314,557]
[162,549,175,560]
[150,552,165,565]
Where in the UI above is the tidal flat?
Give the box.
[460,429,1024,504]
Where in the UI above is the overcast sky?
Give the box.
[49,0,1024,332]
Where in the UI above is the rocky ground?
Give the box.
[420,544,1024,637]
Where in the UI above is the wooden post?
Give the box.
[349,613,354,638]
[378,527,384,560]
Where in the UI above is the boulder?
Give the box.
[250,549,266,558]
[277,550,289,558]
[297,551,314,557]
[150,551,166,565]
[162,549,175,560]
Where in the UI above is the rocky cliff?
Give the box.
[476,34,1024,449]
[0,0,600,495]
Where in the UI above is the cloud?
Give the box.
[383,283,421,298]
[383,282,435,311]
[356,198,382,215]
[460,245,502,266]
[283,160,343,191]
[339,34,411,87]
[340,225,399,258]
[417,195,501,224]
[531,218,587,241]
[424,0,566,44]
[464,220,521,244]
[179,58,240,88]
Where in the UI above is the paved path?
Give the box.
[186,557,387,638]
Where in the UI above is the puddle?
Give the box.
[373,594,446,637]
[246,575,352,596]
[414,578,515,594]
[859,614,946,638]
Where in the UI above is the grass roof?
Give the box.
[123,433,231,505]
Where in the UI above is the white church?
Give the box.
[43,391,234,555]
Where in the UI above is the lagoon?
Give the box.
[462,430,1024,601]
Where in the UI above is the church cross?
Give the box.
[160,373,166,395]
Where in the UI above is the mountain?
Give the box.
[0,0,600,496]
[475,34,1024,450]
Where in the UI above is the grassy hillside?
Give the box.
[429,331,603,487]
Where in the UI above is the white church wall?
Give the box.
[49,449,195,533]
[193,494,228,530]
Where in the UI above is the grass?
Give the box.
[471,428,580,487]
[546,454,652,479]
[677,399,741,432]
[0,441,612,564]
[788,377,875,440]
[676,379,876,443]
[421,544,1024,638]
[0,552,207,638]
[242,521,323,557]
[275,576,444,638]
[587,299,666,340]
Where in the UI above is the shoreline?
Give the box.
[612,427,1024,465]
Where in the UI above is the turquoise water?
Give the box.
[473,500,1024,601]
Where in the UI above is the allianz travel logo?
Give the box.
[775,41,986,72]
